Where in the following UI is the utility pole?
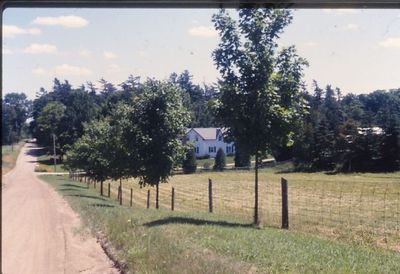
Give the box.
[53,133,57,172]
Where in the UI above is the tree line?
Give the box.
[2,93,31,145]
[289,83,400,172]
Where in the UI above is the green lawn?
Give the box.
[42,174,400,274]
[196,155,235,168]
[196,155,258,169]
[2,141,25,175]
[34,147,67,172]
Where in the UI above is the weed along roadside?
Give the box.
[41,174,400,273]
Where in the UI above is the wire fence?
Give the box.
[71,171,400,252]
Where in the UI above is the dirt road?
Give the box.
[2,143,118,274]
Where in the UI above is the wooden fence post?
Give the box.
[281,178,289,229]
[130,188,133,207]
[171,187,175,211]
[120,186,123,205]
[208,179,213,213]
[147,190,150,209]
[108,183,111,198]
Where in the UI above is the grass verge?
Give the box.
[41,174,400,274]
[2,141,26,175]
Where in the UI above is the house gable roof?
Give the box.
[187,127,225,140]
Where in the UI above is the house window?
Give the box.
[208,146,216,153]
[226,146,231,154]
[218,135,222,141]
[195,136,198,141]
[195,147,199,154]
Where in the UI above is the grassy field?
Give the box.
[33,147,67,172]
[2,141,26,175]
[195,155,259,168]
[42,174,400,273]
[93,165,400,252]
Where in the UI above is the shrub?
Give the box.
[203,161,212,170]
[213,148,226,171]
[182,149,197,174]
[234,146,251,167]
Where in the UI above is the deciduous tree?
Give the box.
[212,8,308,224]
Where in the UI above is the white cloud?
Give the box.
[32,15,88,28]
[32,67,47,75]
[323,9,360,15]
[79,49,92,57]
[3,25,41,38]
[379,37,400,48]
[54,64,92,76]
[304,41,318,47]
[23,43,58,54]
[344,24,359,31]
[103,50,117,59]
[188,26,217,38]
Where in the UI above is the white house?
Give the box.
[185,128,235,158]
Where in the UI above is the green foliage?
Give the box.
[133,80,190,187]
[212,8,308,157]
[2,92,31,144]
[31,79,101,152]
[213,148,226,171]
[169,70,219,127]
[234,143,251,168]
[66,79,190,206]
[182,148,197,174]
[36,101,66,148]
[293,85,400,172]
[65,119,113,183]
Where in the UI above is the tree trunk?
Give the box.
[254,152,259,225]
[100,180,103,196]
[156,183,159,209]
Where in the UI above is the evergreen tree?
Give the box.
[182,148,197,174]
[214,148,226,171]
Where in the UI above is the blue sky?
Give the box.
[2,8,400,99]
